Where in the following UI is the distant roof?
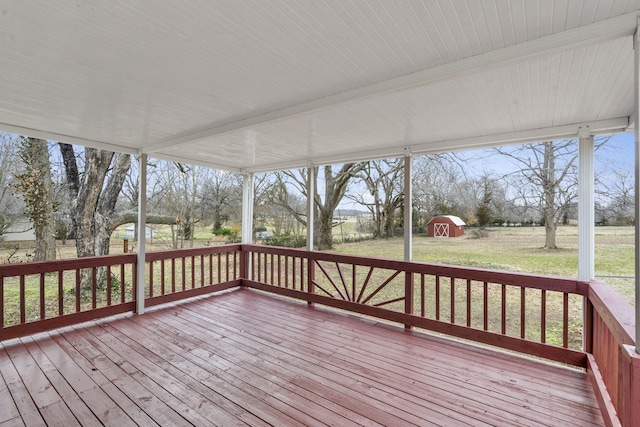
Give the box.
[428,215,466,227]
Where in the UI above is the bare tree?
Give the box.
[59,144,132,258]
[413,154,464,227]
[0,133,23,238]
[495,138,608,249]
[598,169,634,225]
[199,169,242,231]
[269,164,364,249]
[14,137,57,260]
[347,159,404,238]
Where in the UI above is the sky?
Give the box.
[337,132,636,211]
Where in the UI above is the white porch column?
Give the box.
[634,22,640,353]
[404,150,413,262]
[578,132,595,281]
[135,153,148,314]
[306,165,315,252]
[241,172,254,244]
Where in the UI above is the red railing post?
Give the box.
[619,345,640,427]
[584,297,594,354]
[404,271,414,329]
[307,255,315,306]
[240,246,249,284]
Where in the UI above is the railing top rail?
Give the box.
[242,244,588,295]
[0,253,137,276]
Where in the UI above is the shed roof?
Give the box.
[0,1,637,172]
[428,215,466,227]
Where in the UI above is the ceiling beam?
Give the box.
[0,122,139,155]
[244,117,630,173]
[143,11,640,155]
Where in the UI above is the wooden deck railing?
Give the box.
[243,245,588,366]
[144,245,242,307]
[0,245,242,341]
[1,243,637,426]
[0,253,138,340]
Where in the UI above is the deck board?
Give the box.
[0,288,605,426]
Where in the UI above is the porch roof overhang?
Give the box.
[0,1,638,172]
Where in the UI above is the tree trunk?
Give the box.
[542,142,558,249]
[59,145,132,287]
[17,137,56,261]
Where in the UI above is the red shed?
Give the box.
[427,215,465,238]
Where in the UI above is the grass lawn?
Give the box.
[330,226,635,306]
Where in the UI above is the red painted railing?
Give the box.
[244,245,588,366]
[145,245,242,307]
[0,245,242,341]
[0,253,138,340]
[0,244,637,426]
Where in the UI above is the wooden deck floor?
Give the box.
[1,288,604,426]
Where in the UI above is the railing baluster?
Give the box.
[435,276,440,321]
[263,253,268,283]
[149,261,154,298]
[181,257,186,291]
[352,265,356,303]
[501,284,506,335]
[404,272,413,329]
[466,279,471,328]
[160,260,165,295]
[520,287,526,339]
[277,255,281,287]
[285,256,289,288]
[191,255,195,289]
[563,292,569,348]
[121,264,126,303]
[39,273,45,320]
[420,274,425,317]
[20,275,26,324]
[307,259,315,305]
[200,255,205,287]
[209,254,213,284]
[171,258,176,293]
[75,269,81,313]
[483,281,488,331]
[58,270,64,316]
[107,265,112,306]
[257,253,262,282]
[0,276,4,328]
[92,267,97,309]
[226,252,230,282]
[541,289,546,343]
[450,277,455,324]
[270,253,274,284]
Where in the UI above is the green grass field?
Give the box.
[329,226,635,306]
[0,225,633,352]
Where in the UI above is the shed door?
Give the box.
[434,223,449,237]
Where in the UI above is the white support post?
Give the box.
[634,22,640,354]
[404,150,413,262]
[306,165,315,252]
[241,172,254,245]
[578,133,595,281]
[136,153,148,315]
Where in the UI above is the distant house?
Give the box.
[124,225,154,240]
[427,215,465,238]
[0,220,36,242]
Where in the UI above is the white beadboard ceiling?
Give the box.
[0,0,638,172]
